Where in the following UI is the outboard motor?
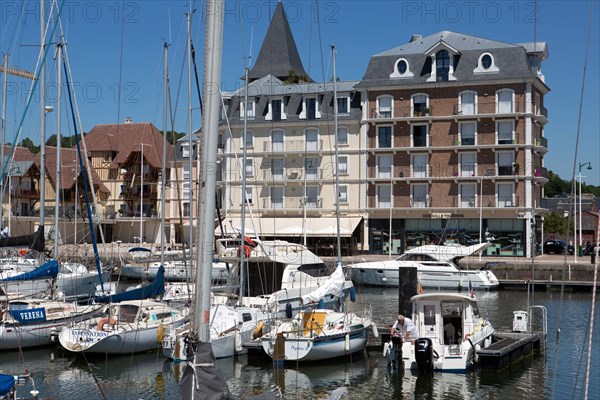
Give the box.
[414,337,434,373]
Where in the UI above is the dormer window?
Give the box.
[240,100,255,120]
[336,96,350,114]
[436,50,450,81]
[474,52,499,73]
[266,98,286,121]
[300,97,321,120]
[390,58,414,78]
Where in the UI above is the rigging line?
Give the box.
[0,0,64,183]
[584,213,599,399]
[62,59,104,292]
[114,0,126,145]
[550,2,594,399]
[237,0,248,68]
[190,42,203,115]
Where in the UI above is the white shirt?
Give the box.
[392,317,419,339]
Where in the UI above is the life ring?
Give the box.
[237,245,252,258]
[252,320,265,340]
[97,317,117,331]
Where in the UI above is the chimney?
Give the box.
[125,116,133,124]
[409,34,422,43]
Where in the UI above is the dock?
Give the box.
[476,330,545,370]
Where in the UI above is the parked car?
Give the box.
[583,242,598,256]
[543,239,571,255]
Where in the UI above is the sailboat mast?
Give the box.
[1,54,7,228]
[53,41,63,258]
[239,66,249,302]
[331,44,341,263]
[40,0,47,243]
[186,11,194,253]
[193,0,224,341]
[161,42,168,267]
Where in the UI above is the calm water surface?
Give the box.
[0,289,598,399]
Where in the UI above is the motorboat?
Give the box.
[58,299,188,354]
[162,303,268,360]
[349,243,499,290]
[0,298,102,350]
[400,293,495,372]
[216,238,355,316]
[260,308,373,362]
[119,259,228,283]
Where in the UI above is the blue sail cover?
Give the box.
[1,259,58,281]
[94,265,165,304]
[0,374,15,396]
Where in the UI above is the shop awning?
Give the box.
[215,217,362,238]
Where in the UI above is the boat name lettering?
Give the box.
[290,344,309,351]
[72,329,110,338]
[10,307,47,323]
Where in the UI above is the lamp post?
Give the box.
[578,162,592,255]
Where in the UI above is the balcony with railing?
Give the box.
[262,197,322,210]
[263,139,323,153]
[14,188,39,198]
[410,196,430,208]
[453,101,521,116]
[497,195,519,208]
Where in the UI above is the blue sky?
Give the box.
[1,0,599,185]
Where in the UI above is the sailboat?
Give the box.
[259,45,372,363]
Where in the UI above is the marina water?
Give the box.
[0,289,598,399]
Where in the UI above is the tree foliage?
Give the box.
[19,137,40,154]
[544,170,599,198]
[162,131,185,145]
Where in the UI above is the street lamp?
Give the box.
[578,162,592,255]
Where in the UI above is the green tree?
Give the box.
[544,211,568,235]
[19,137,40,154]
[162,130,185,145]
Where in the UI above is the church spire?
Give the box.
[248,2,312,82]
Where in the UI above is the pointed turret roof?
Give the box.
[248,2,312,83]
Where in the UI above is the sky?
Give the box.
[1,0,599,186]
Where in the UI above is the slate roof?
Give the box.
[85,122,174,170]
[247,2,312,82]
[357,30,546,88]
[1,145,34,162]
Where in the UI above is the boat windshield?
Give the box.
[396,253,437,261]
[116,304,139,323]
[297,263,329,278]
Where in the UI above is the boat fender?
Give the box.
[252,320,265,340]
[235,330,243,352]
[382,340,391,357]
[157,324,165,343]
[97,317,116,332]
[371,323,379,338]
[349,287,356,302]
[19,249,27,257]
[344,334,350,352]
[237,245,252,258]
[285,303,293,319]
[318,299,325,309]
[483,337,491,348]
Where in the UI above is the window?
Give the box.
[411,154,428,178]
[240,100,255,119]
[412,125,428,147]
[271,99,282,121]
[459,122,476,145]
[497,89,514,113]
[497,183,514,207]
[378,126,392,148]
[497,121,514,144]
[377,184,391,208]
[338,185,348,204]
[305,157,319,180]
[377,95,393,118]
[459,91,477,115]
[245,158,254,177]
[412,93,428,116]
[338,156,348,175]
[182,143,190,158]
[305,128,319,151]
[271,130,284,152]
[377,155,392,178]
[271,187,283,209]
[459,153,477,177]
[397,60,407,74]
[243,130,254,149]
[271,158,284,180]
[336,96,349,114]
[337,126,349,146]
[460,183,476,207]
[103,152,110,162]
[183,202,190,217]
[436,50,450,81]
[390,58,413,78]
[497,152,514,176]
[305,186,319,208]
[411,184,428,207]
[300,97,321,120]
[474,52,499,73]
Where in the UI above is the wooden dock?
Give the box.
[477,330,545,370]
